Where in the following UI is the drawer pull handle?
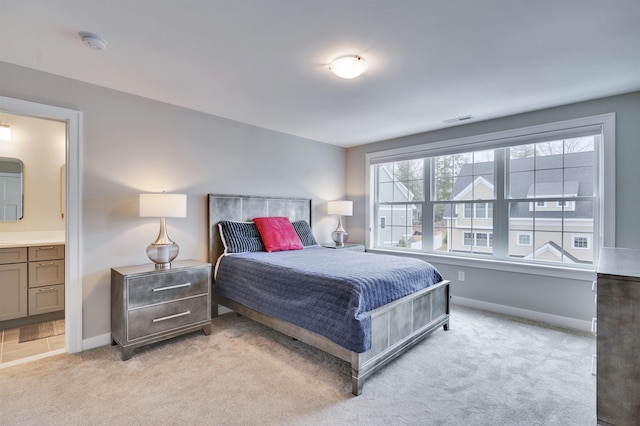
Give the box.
[38,287,57,293]
[39,262,56,266]
[152,282,191,292]
[592,317,597,335]
[153,311,190,323]
[37,246,55,250]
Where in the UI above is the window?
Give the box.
[462,202,493,218]
[476,232,490,247]
[464,203,472,218]
[462,232,493,248]
[517,233,532,246]
[572,235,590,249]
[368,114,614,269]
[375,160,424,249]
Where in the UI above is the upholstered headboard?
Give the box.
[208,194,312,265]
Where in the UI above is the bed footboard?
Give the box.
[214,279,450,396]
[350,279,450,395]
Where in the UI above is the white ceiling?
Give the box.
[1,1,639,148]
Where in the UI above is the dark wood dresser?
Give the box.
[597,247,640,426]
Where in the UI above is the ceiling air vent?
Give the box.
[443,115,473,124]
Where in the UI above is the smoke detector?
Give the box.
[79,32,107,50]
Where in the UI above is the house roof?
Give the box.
[443,151,594,219]
[521,240,589,264]
[379,165,413,202]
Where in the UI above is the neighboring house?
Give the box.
[443,151,594,263]
[376,165,421,248]
[445,172,495,255]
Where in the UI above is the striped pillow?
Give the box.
[292,220,317,246]
[218,221,265,254]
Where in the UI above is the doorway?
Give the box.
[0,96,82,361]
[0,112,65,365]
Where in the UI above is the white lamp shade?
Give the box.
[328,200,353,216]
[139,193,187,218]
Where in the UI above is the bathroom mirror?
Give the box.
[0,157,24,221]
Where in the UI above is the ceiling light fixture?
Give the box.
[329,56,368,79]
[79,32,107,50]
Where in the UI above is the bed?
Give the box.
[208,194,450,395]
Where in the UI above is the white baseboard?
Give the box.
[451,296,592,332]
[82,333,112,351]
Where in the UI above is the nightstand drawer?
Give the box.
[127,295,209,341]
[127,267,209,309]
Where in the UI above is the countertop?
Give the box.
[0,231,65,248]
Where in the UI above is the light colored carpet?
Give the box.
[18,319,65,343]
[0,306,595,425]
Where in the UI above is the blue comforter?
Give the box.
[214,246,443,353]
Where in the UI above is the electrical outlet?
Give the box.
[458,271,465,281]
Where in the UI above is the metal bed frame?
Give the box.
[208,194,450,395]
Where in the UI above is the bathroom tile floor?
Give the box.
[0,326,65,365]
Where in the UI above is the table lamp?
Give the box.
[139,193,187,269]
[328,200,353,246]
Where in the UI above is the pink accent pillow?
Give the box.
[253,217,304,252]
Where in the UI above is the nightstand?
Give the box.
[321,243,365,252]
[111,260,212,360]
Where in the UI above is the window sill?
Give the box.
[366,248,597,281]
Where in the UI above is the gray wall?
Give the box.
[0,61,346,340]
[347,91,640,324]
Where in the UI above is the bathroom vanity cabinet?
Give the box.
[0,244,65,323]
[0,247,28,321]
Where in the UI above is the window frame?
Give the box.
[365,114,615,276]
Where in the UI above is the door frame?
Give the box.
[0,96,83,353]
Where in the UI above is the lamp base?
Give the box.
[331,230,349,247]
[146,242,179,270]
